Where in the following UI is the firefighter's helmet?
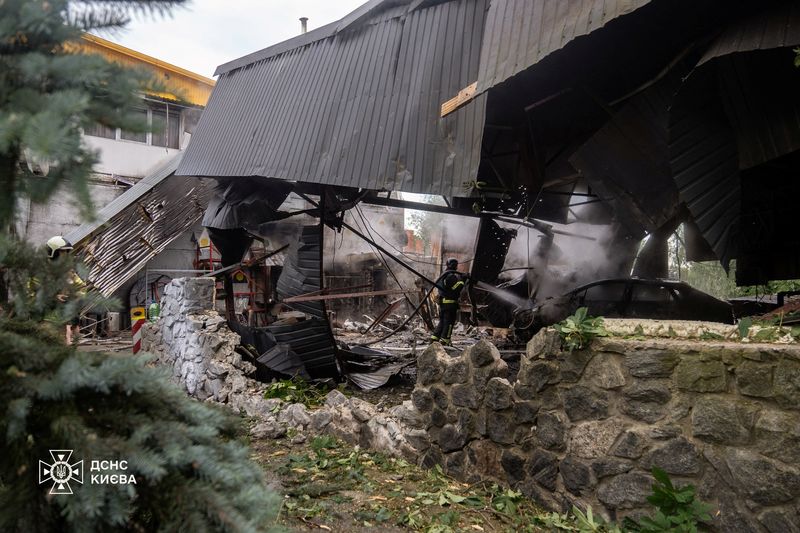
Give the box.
[46,235,73,259]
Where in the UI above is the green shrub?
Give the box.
[624,467,712,533]
[535,468,712,533]
[554,307,609,350]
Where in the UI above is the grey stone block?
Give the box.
[725,448,800,505]
[526,449,559,490]
[451,383,480,409]
[487,411,515,445]
[512,400,540,424]
[591,458,633,479]
[611,430,649,459]
[674,359,727,392]
[470,339,500,367]
[411,387,433,412]
[536,411,567,451]
[597,472,652,509]
[500,448,527,483]
[443,357,469,384]
[560,457,594,496]
[563,385,609,421]
[641,437,701,476]
[484,377,514,410]
[692,396,756,445]
[774,359,800,409]
[736,360,775,398]
[625,350,679,378]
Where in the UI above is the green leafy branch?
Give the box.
[554,307,609,350]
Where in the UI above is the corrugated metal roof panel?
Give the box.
[698,1,800,65]
[669,69,741,266]
[265,318,339,379]
[271,224,339,377]
[667,1,800,266]
[176,0,487,198]
[277,225,326,318]
[570,73,680,235]
[66,153,184,245]
[476,0,651,93]
[70,170,210,297]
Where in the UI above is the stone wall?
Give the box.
[409,333,800,531]
[141,277,281,418]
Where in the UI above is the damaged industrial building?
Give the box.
[70,0,800,384]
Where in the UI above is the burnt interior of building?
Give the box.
[103,0,800,387]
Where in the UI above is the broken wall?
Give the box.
[140,277,283,417]
[409,334,800,531]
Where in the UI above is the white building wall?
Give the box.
[20,179,128,246]
[84,136,181,179]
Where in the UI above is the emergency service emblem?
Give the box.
[39,449,83,495]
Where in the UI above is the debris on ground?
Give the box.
[756,298,800,325]
[250,433,549,532]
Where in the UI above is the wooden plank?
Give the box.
[440,81,478,117]
[282,289,412,303]
[364,297,405,334]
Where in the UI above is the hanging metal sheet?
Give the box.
[271,224,339,378]
[66,153,210,296]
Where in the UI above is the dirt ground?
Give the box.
[249,431,549,532]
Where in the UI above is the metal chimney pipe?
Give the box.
[300,17,308,34]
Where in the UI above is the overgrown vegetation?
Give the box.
[536,505,622,532]
[554,307,609,350]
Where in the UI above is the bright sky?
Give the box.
[106,0,366,78]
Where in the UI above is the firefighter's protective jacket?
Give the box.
[436,269,467,305]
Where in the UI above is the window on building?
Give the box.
[151,105,181,149]
[84,101,185,148]
[84,122,116,139]
[120,107,148,143]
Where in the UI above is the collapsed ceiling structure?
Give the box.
[164,0,800,380]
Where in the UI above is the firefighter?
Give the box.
[46,236,82,343]
[430,258,469,346]
[46,235,73,259]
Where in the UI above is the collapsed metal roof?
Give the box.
[176,0,800,287]
[668,0,800,278]
[177,0,489,197]
[269,224,339,378]
[68,153,210,296]
[67,153,184,245]
[475,0,651,93]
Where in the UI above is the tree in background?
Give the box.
[0,1,280,530]
[406,195,445,256]
[668,225,800,300]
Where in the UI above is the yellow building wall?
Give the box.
[79,34,215,107]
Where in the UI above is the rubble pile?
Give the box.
[141,278,278,417]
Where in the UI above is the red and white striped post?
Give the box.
[131,307,146,354]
